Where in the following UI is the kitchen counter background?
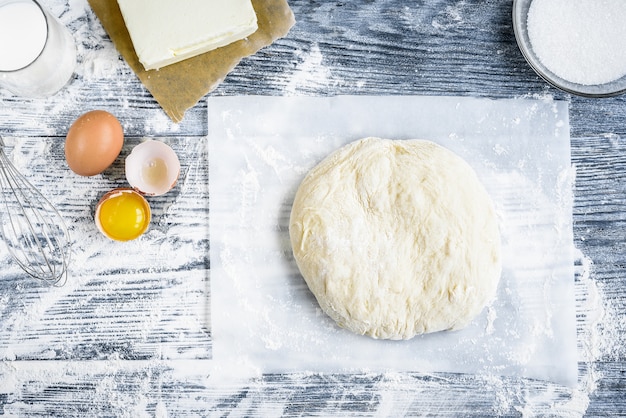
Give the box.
[0,0,624,416]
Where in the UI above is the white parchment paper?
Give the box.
[207,95,576,386]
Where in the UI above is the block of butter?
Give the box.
[116,0,258,70]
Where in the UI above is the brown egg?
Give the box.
[65,110,124,176]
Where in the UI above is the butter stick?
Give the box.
[116,0,258,70]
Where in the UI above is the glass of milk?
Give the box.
[0,0,76,98]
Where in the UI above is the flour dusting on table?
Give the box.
[0,137,210,366]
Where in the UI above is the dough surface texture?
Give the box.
[289,137,501,340]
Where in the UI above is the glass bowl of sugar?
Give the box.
[513,0,626,97]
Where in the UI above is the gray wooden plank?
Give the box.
[0,0,624,416]
[0,360,610,417]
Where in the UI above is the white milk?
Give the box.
[0,0,76,98]
[0,1,47,71]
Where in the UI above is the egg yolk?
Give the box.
[97,190,150,241]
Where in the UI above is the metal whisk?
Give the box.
[0,136,70,286]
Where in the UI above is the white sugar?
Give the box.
[527,0,626,85]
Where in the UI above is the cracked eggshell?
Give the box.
[125,139,180,196]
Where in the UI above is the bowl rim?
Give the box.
[512,0,626,98]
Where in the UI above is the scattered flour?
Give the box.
[284,43,333,94]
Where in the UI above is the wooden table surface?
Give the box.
[1,0,624,416]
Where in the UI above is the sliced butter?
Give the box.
[116,0,258,70]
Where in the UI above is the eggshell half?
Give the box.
[125,140,180,196]
[65,110,124,176]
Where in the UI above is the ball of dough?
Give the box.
[289,137,501,340]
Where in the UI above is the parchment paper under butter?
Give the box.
[207,96,577,387]
[88,0,294,123]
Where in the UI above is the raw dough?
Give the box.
[289,138,501,340]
